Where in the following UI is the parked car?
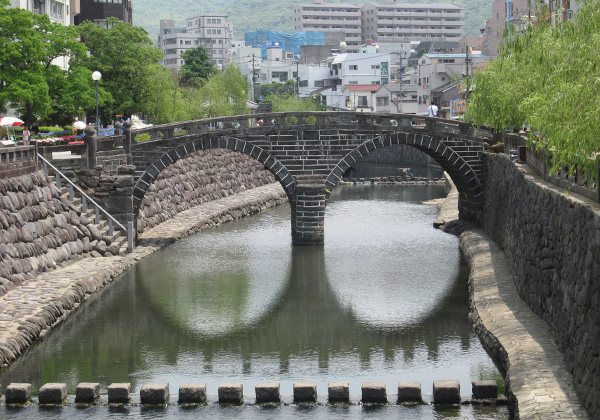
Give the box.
[509,149,518,161]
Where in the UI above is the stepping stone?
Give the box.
[218,383,243,404]
[108,383,130,404]
[5,383,32,404]
[75,383,100,404]
[293,382,317,403]
[472,380,498,399]
[433,380,460,404]
[38,383,67,404]
[255,382,280,404]
[397,382,422,403]
[328,382,350,403]
[362,381,387,403]
[178,383,207,404]
[140,382,169,405]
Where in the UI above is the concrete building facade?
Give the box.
[361,0,464,44]
[73,0,132,27]
[9,0,78,69]
[158,15,233,71]
[293,0,362,52]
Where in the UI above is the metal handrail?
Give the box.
[37,153,134,253]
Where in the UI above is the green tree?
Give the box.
[179,46,217,87]
[466,0,600,180]
[0,0,85,125]
[258,80,296,99]
[73,18,163,124]
[198,64,248,117]
[266,95,325,112]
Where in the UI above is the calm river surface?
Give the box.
[0,178,507,419]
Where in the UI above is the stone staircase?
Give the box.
[52,177,130,256]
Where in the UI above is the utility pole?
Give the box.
[295,61,300,99]
[252,53,257,102]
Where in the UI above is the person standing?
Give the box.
[427,102,438,117]
[22,125,30,146]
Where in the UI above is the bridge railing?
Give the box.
[104,112,496,145]
[504,132,600,202]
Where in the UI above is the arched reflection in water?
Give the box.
[325,184,459,329]
[135,211,292,337]
[0,183,502,404]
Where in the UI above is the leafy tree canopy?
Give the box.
[198,63,248,117]
[258,80,296,99]
[466,0,600,179]
[0,0,85,125]
[179,46,217,86]
[73,18,163,124]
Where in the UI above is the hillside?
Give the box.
[133,0,491,44]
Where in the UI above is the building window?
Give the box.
[314,80,324,87]
[349,81,358,84]
[50,0,64,21]
[31,0,45,14]
[349,65,358,70]
[272,71,288,82]
[376,97,389,106]
[357,96,368,107]
[506,0,513,20]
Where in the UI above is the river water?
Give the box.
[0,170,507,419]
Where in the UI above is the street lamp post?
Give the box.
[91,71,101,133]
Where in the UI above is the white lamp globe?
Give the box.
[91,71,102,81]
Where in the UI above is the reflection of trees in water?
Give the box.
[0,243,473,392]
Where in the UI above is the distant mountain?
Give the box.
[133,0,491,44]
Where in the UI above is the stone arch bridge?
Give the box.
[98,112,495,246]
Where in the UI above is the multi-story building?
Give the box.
[293,0,362,52]
[74,0,132,27]
[9,0,78,69]
[482,0,581,57]
[158,15,233,71]
[10,0,76,26]
[361,0,464,44]
[482,0,533,56]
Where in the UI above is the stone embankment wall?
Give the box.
[0,172,116,297]
[482,154,599,416]
[137,149,279,234]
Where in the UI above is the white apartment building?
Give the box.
[159,15,233,71]
[9,0,78,69]
[293,0,362,52]
[361,0,464,44]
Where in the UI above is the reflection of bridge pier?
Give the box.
[86,112,492,247]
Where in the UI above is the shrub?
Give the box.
[135,133,152,142]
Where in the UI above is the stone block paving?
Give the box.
[0,184,286,366]
[461,228,589,419]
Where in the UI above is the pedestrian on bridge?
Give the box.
[428,102,438,117]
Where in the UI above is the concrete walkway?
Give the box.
[434,174,588,419]
[461,229,588,419]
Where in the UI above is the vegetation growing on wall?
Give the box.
[466,0,600,180]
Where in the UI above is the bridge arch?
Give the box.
[122,111,492,245]
[324,131,484,223]
[131,133,295,222]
